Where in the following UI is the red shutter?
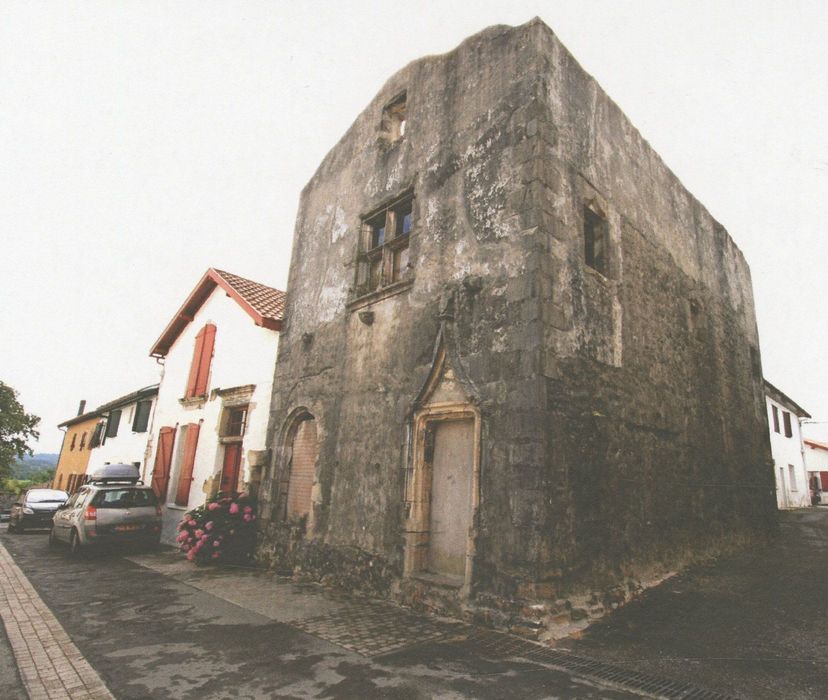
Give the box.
[151,426,176,500]
[220,443,242,495]
[185,324,216,398]
[821,472,828,491]
[174,423,201,507]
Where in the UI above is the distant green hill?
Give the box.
[13,453,59,479]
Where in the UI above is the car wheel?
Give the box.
[69,529,82,557]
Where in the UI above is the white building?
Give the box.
[804,439,828,506]
[145,268,284,542]
[86,385,159,475]
[764,380,811,509]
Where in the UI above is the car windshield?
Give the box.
[26,490,68,503]
[92,489,158,509]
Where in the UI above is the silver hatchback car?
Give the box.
[50,464,161,555]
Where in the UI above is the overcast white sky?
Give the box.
[1,1,827,452]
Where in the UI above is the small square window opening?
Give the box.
[381,93,407,144]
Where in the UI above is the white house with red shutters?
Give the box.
[86,384,159,476]
[145,268,284,542]
[804,439,828,505]
[764,379,811,509]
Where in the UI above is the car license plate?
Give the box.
[115,524,141,532]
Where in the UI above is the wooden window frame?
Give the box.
[354,191,415,299]
[221,405,248,440]
[771,405,780,433]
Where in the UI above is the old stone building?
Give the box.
[258,19,774,635]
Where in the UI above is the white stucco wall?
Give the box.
[145,286,279,541]
[766,396,809,509]
[87,395,158,474]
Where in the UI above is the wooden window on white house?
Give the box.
[771,405,780,433]
[356,192,414,296]
[783,411,793,438]
[132,400,152,433]
[223,406,248,438]
[788,464,798,491]
[105,410,121,439]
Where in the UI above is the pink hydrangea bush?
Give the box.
[177,492,257,566]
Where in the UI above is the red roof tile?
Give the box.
[213,269,286,321]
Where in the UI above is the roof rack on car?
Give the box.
[85,463,142,485]
[88,477,142,485]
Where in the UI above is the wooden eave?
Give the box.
[150,268,282,358]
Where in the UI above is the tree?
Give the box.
[0,381,40,481]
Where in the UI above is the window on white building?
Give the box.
[788,464,797,491]
[783,411,793,438]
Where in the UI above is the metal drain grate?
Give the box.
[291,599,468,657]
[459,629,740,700]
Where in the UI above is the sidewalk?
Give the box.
[0,540,114,700]
[124,549,737,699]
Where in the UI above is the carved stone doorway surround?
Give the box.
[403,332,481,599]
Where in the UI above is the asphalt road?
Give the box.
[0,526,637,699]
[562,508,828,700]
[4,510,822,699]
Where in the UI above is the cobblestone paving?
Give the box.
[0,540,114,700]
[291,598,469,656]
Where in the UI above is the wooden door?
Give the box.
[220,443,242,495]
[428,419,474,578]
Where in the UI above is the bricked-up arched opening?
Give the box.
[279,411,319,531]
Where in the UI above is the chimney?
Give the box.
[77,400,86,416]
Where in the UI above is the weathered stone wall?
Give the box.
[258,18,774,631]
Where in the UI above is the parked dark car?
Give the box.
[8,489,69,532]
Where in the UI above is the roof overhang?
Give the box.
[149,268,282,358]
[763,379,811,418]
